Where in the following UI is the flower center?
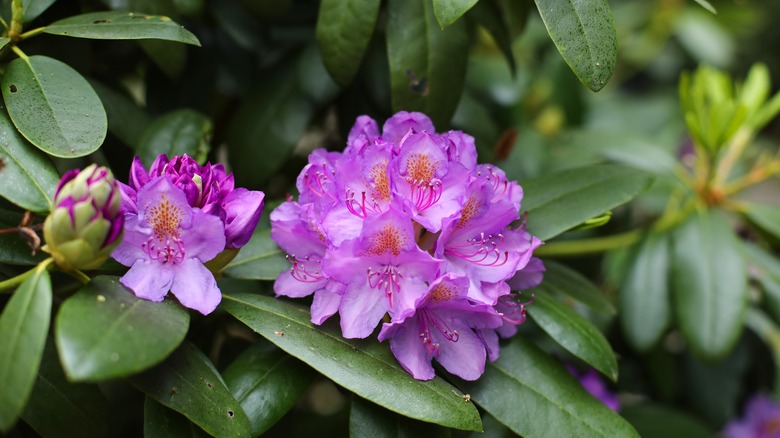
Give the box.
[445,232,509,266]
[143,195,185,264]
[364,225,406,256]
[403,153,443,211]
[367,265,402,307]
[418,308,459,357]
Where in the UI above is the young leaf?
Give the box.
[316,0,381,86]
[521,164,651,241]
[222,230,288,281]
[541,260,616,315]
[672,210,747,359]
[131,342,251,437]
[136,109,212,167]
[432,0,479,29]
[533,0,617,91]
[220,293,483,432]
[458,337,639,437]
[2,55,107,158]
[0,264,51,432]
[42,11,200,46]
[350,395,453,438]
[55,276,190,381]
[387,0,469,128]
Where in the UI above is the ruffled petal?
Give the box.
[169,258,221,315]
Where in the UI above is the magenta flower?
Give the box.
[566,365,620,411]
[724,394,780,438]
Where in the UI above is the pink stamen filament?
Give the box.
[479,166,510,202]
[143,237,185,264]
[408,178,442,211]
[287,254,324,283]
[418,308,459,357]
[499,293,535,325]
[304,167,329,197]
[367,265,402,308]
[445,233,509,267]
[345,188,382,219]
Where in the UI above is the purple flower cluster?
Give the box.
[271,112,542,380]
[113,155,265,315]
[724,394,780,438]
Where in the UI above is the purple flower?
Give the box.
[566,365,620,411]
[723,394,780,438]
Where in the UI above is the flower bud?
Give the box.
[43,165,124,270]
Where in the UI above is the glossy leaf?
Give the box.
[534,0,615,91]
[744,203,780,241]
[90,80,152,148]
[459,337,639,437]
[541,260,616,314]
[316,0,381,86]
[220,293,483,431]
[2,55,107,158]
[521,164,651,241]
[144,397,210,438]
[43,11,200,45]
[672,210,747,359]
[0,209,45,265]
[223,342,313,437]
[55,276,190,381]
[137,109,212,166]
[0,110,58,213]
[223,230,288,281]
[387,0,469,128]
[0,264,51,432]
[432,0,478,28]
[131,342,251,437]
[620,232,671,352]
[527,291,618,381]
[350,395,452,438]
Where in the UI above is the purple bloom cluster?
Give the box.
[724,394,780,438]
[271,112,542,380]
[113,155,265,315]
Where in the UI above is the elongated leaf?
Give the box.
[90,80,152,147]
[223,342,313,437]
[528,291,618,381]
[742,241,780,320]
[223,230,288,281]
[144,397,210,438]
[521,164,651,241]
[541,260,615,314]
[744,203,780,241]
[433,0,478,28]
[459,337,639,437]
[672,210,747,358]
[620,232,671,351]
[387,0,469,128]
[0,110,58,212]
[43,11,200,45]
[221,293,482,431]
[137,109,211,166]
[0,209,46,265]
[55,276,190,381]
[131,342,251,437]
[0,264,51,432]
[316,0,380,86]
[2,55,107,158]
[533,0,616,91]
[350,395,452,438]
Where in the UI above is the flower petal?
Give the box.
[338,281,386,339]
[112,214,151,266]
[311,287,342,325]
[434,326,486,381]
[184,209,226,263]
[222,188,264,249]
[170,258,222,315]
[120,259,174,302]
[383,318,435,380]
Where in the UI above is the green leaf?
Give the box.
[496,0,532,41]
[223,342,313,437]
[432,0,478,28]
[138,39,187,79]
[0,209,46,265]
[533,0,616,91]
[316,0,381,86]
[55,276,190,381]
[527,291,618,381]
[144,397,210,438]
[43,11,200,45]
[387,0,469,128]
[223,230,288,281]
[137,109,211,166]
[621,403,712,438]
[221,293,483,431]
[21,339,109,437]
[90,80,152,148]
[672,210,747,358]
[620,232,671,352]
[692,0,716,15]
[521,164,651,241]
[744,203,780,241]
[131,342,251,437]
[0,109,58,213]
[541,260,616,315]
[468,0,516,74]
[2,55,107,158]
[0,264,51,432]
[742,241,780,321]
[350,395,452,438]
[458,337,639,437]
[0,0,56,23]
[0,37,9,51]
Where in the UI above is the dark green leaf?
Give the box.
[139,39,187,79]
[672,210,747,358]
[131,342,251,437]
[0,264,51,432]
[21,339,109,437]
[387,0,469,128]
[144,397,210,438]
[316,0,381,86]
[620,232,671,351]
[350,395,452,438]
[621,403,712,438]
[742,241,780,320]
[2,55,107,158]
[527,291,618,381]
[223,342,313,437]
[521,164,651,241]
[223,230,288,281]
[496,0,532,40]
[0,37,9,51]
[137,109,211,166]
[0,110,58,213]
[55,276,190,381]
[221,293,483,431]
[467,1,516,74]
[0,0,56,23]
[0,209,46,265]
[744,203,780,241]
[533,0,616,91]
[459,337,638,437]
[43,11,200,45]
[432,0,478,28]
[541,260,616,314]
[90,80,152,148]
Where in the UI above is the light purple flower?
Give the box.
[724,394,780,438]
[566,365,620,411]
